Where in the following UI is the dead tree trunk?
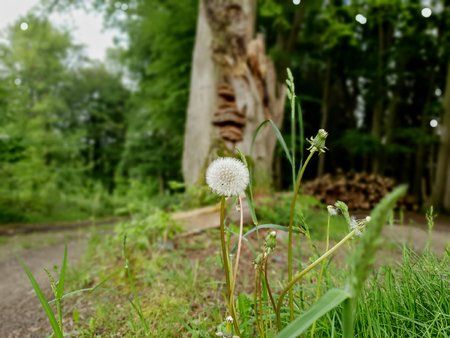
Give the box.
[182,0,285,190]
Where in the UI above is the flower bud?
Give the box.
[307,129,328,153]
[264,231,277,253]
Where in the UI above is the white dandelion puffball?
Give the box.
[206,157,249,197]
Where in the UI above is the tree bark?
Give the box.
[317,57,331,177]
[182,0,286,190]
[431,62,450,211]
[371,17,385,173]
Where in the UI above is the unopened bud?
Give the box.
[307,129,328,153]
[264,231,277,252]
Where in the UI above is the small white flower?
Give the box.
[327,205,338,216]
[365,216,371,222]
[216,332,224,337]
[206,158,249,197]
[225,315,234,323]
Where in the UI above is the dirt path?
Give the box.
[0,230,90,337]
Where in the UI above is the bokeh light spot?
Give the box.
[355,14,367,25]
[421,8,432,18]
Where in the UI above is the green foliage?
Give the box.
[115,210,181,250]
[115,0,197,186]
[0,14,130,223]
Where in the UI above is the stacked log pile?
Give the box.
[303,172,417,210]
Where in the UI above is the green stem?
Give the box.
[287,151,315,320]
[277,226,361,329]
[231,196,244,293]
[254,269,263,337]
[219,198,240,335]
[264,257,277,317]
[342,298,354,338]
[291,91,296,186]
[310,214,331,337]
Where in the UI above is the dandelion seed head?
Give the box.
[206,157,249,197]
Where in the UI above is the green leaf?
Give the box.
[236,147,258,225]
[251,119,293,167]
[276,288,351,338]
[20,260,63,338]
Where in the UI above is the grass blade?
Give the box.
[56,245,67,300]
[276,288,351,338]
[20,259,63,338]
[251,119,293,167]
[236,147,258,225]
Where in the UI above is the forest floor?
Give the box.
[0,209,448,337]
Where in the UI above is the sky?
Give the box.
[0,0,116,61]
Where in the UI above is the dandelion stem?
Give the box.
[287,151,315,320]
[231,196,244,293]
[219,197,240,335]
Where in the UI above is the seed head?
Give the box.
[206,157,249,197]
[350,216,362,237]
[327,205,338,216]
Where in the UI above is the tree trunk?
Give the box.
[431,62,450,211]
[317,57,331,177]
[182,0,286,190]
[371,17,385,173]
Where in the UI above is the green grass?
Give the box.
[59,208,448,337]
[65,227,223,337]
[311,249,449,337]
